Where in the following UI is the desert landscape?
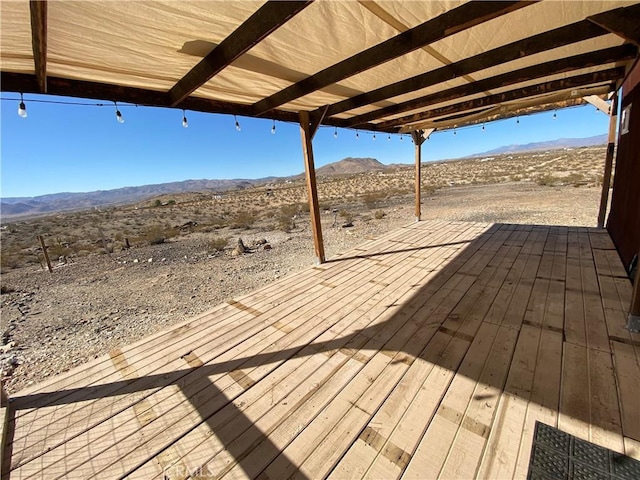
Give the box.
[0,144,611,393]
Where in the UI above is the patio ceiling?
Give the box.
[1,0,639,132]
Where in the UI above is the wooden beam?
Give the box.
[597,91,619,228]
[309,105,329,140]
[583,94,612,115]
[324,18,614,117]
[168,1,312,106]
[251,1,534,115]
[402,86,610,132]
[588,5,640,47]
[378,68,624,131]
[29,0,47,93]
[299,110,325,264]
[345,44,636,127]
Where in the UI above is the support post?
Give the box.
[597,90,619,228]
[299,110,325,264]
[628,251,640,333]
[38,235,52,273]
[410,129,432,221]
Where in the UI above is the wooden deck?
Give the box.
[2,220,639,479]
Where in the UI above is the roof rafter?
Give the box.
[168,0,313,107]
[29,0,47,93]
[420,95,606,132]
[588,6,640,47]
[251,0,535,115]
[385,68,623,132]
[322,16,623,118]
[351,44,636,128]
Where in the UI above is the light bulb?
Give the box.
[356,130,359,139]
[116,110,124,124]
[387,134,391,141]
[482,124,485,130]
[400,135,403,141]
[516,117,520,125]
[234,116,241,131]
[18,93,27,118]
[553,111,557,120]
[182,110,188,128]
[18,101,27,118]
[271,121,276,135]
[373,134,376,141]
[334,128,338,139]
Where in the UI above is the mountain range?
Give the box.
[1,135,608,219]
[468,134,608,157]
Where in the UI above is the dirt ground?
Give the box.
[0,178,605,394]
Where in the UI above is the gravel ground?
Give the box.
[0,182,602,394]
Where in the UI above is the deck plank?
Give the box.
[4,220,637,480]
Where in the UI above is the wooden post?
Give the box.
[299,110,325,264]
[98,228,112,254]
[628,250,640,333]
[38,235,52,273]
[410,129,432,222]
[597,91,618,228]
[413,132,422,221]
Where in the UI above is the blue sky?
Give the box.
[1,93,610,198]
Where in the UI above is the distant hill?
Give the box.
[314,157,386,176]
[0,158,386,219]
[468,134,608,157]
[0,178,271,218]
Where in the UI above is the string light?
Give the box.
[372,133,376,141]
[356,130,359,140]
[114,101,124,124]
[482,123,485,131]
[334,127,338,138]
[271,119,276,135]
[400,134,403,141]
[516,116,520,125]
[453,126,457,135]
[17,93,27,118]
[182,109,188,128]
[553,110,557,120]
[234,115,241,131]
[388,133,391,141]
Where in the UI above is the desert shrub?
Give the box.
[298,202,310,213]
[1,285,15,294]
[144,224,177,245]
[48,237,72,258]
[339,210,353,223]
[1,253,23,272]
[230,210,256,229]
[207,236,229,253]
[153,199,162,207]
[362,191,386,209]
[536,174,559,186]
[278,204,298,232]
[374,210,386,220]
[563,173,585,186]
